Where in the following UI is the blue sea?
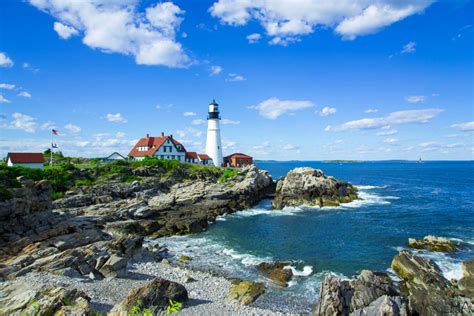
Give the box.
[157,161,474,312]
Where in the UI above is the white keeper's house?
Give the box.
[128,132,213,165]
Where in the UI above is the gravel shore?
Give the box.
[8,254,302,315]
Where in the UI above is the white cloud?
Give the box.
[246,33,262,43]
[222,139,236,150]
[419,141,465,152]
[29,0,189,68]
[250,97,314,119]
[53,22,79,39]
[365,108,378,113]
[226,73,246,82]
[222,118,240,125]
[451,121,474,131]
[22,62,39,74]
[326,108,443,132]
[210,1,433,43]
[401,41,416,54]
[283,143,299,150]
[8,113,38,133]
[106,113,128,123]
[210,65,222,76]
[377,129,398,136]
[318,106,337,117]
[18,91,32,98]
[405,95,426,103]
[183,111,196,116]
[41,121,57,130]
[0,83,15,90]
[0,52,14,67]
[383,138,399,143]
[116,131,126,138]
[191,119,206,125]
[64,123,81,133]
[0,94,11,104]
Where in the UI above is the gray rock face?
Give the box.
[391,250,473,315]
[313,270,406,316]
[272,167,358,209]
[114,278,188,314]
[408,235,459,252]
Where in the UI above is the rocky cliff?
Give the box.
[272,167,358,209]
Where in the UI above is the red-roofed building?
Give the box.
[224,153,253,167]
[128,132,186,162]
[185,152,199,163]
[197,154,213,165]
[7,152,45,169]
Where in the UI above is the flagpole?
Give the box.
[50,130,53,165]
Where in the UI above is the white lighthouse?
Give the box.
[205,99,223,167]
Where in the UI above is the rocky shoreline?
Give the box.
[1,162,472,315]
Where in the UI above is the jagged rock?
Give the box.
[0,281,94,316]
[408,235,459,252]
[459,258,474,298]
[353,295,407,316]
[391,250,473,315]
[227,280,265,305]
[113,278,188,314]
[272,167,357,209]
[313,271,404,315]
[99,254,128,278]
[257,261,293,286]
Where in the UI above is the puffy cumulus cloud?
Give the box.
[183,111,196,116]
[29,0,189,67]
[210,65,223,76]
[383,137,399,143]
[0,52,14,67]
[318,106,337,117]
[246,33,262,43]
[451,121,474,132]
[106,113,128,123]
[326,108,443,132]
[18,91,32,98]
[405,95,426,103]
[365,108,378,113]
[2,112,38,133]
[209,0,433,44]
[64,123,81,133]
[0,94,11,104]
[250,97,314,119]
[0,83,15,90]
[53,22,79,39]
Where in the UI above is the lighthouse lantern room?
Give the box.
[205,99,223,167]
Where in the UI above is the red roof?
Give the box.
[225,153,253,159]
[198,154,212,160]
[186,152,198,159]
[128,134,185,157]
[7,152,45,164]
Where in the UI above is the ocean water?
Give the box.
[156,161,474,312]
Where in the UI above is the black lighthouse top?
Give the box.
[207,99,221,120]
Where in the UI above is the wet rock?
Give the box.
[227,280,265,305]
[257,261,293,286]
[459,258,474,298]
[408,235,459,252]
[114,278,188,314]
[272,167,358,209]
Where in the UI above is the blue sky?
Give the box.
[0,0,472,160]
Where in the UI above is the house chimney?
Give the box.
[146,133,149,138]
[161,132,165,137]
[170,134,173,139]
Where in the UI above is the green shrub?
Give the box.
[218,168,239,183]
[75,179,93,187]
[0,185,13,201]
[167,299,182,315]
[52,191,65,200]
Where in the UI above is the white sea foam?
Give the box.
[356,185,389,190]
[285,265,313,276]
[419,251,464,280]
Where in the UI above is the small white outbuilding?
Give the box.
[6,152,45,169]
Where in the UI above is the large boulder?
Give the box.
[272,167,357,209]
[391,250,473,315]
[114,278,188,314]
[408,235,459,252]
[227,280,265,305]
[257,261,293,286]
[313,270,405,315]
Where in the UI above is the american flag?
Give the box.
[52,129,59,135]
